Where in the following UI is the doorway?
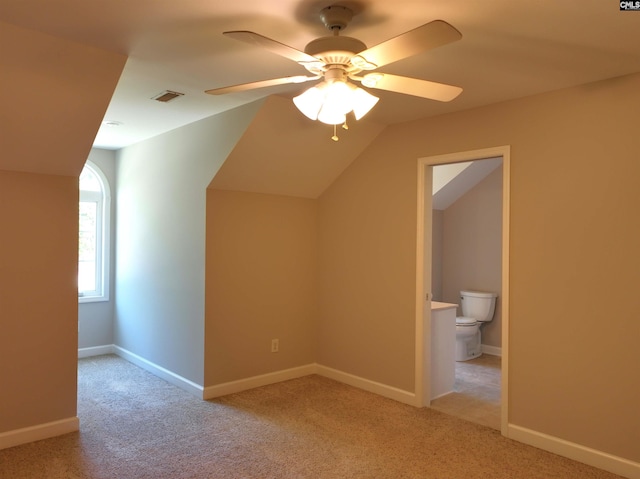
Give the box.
[415,146,510,436]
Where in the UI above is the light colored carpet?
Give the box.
[0,355,624,478]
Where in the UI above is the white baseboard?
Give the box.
[203,364,317,400]
[315,365,417,406]
[80,346,413,407]
[78,344,114,358]
[0,417,79,451]
[481,344,502,356]
[508,424,640,479]
[203,363,417,407]
[112,346,204,399]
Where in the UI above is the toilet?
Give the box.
[455,290,497,361]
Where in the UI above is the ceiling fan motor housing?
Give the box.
[303,6,368,75]
[304,36,367,67]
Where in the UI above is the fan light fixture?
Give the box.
[205,5,464,141]
[293,77,379,125]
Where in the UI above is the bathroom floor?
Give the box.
[430,354,501,430]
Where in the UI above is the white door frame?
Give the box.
[415,145,510,435]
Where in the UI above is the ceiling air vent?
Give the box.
[152,90,184,102]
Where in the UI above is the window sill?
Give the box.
[79,295,109,304]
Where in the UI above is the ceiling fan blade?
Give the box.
[358,73,462,102]
[205,75,320,95]
[353,20,461,69]
[224,31,322,66]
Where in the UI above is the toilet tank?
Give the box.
[460,290,497,322]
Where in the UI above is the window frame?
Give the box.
[78,161,111,303]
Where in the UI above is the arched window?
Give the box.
[78,161,110,302]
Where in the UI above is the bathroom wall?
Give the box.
[442,166,503,348]
[431,209,444,301]
[78,148,117,350]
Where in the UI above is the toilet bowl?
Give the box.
[455,317,481,361]
[456,317,479,336]
[455,290,497,361]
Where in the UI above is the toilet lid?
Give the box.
[456,316,477,326]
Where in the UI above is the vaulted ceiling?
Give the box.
[2,0,639,151]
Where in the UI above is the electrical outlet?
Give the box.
[271,339,279,353]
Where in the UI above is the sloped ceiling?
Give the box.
[0,22,126,176]
[210,96,384,198]
[432,157,502,210]
[2,1,640,150]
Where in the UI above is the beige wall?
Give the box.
[316,72,640,462]
[317,141,418,391]
[0,21,126,176]
[442,166,502,347]
[0,22,125,437]
[205,189,318,385]
[0,171,79,431]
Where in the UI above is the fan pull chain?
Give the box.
[331,119,350,141]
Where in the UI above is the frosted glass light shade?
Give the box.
[351,87,379,120]
[293,86,324,120]
[293,79,378,125]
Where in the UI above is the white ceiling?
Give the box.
[2,0,639,150]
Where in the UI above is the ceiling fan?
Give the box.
[205,5,463,139]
